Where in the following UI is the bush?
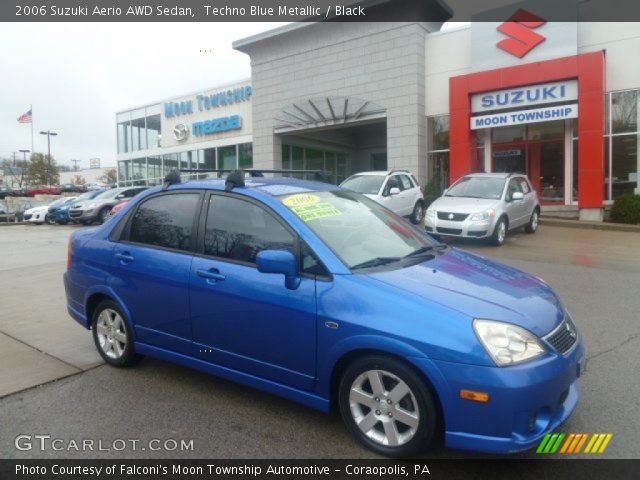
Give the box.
[611,194,640,224]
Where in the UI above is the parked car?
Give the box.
[0,200,15,222]
[24,202,53,224]
[340,170,426,224]
[85,182,108,191]
[0,187,10,199]
[425,173,540,246]
[8,199,47,222]
[46,196,77,224]
[68,186,147,224]
[105,199,129,220]
[59,183,86,193]
[10,187,28,197]
[65,174,583,457]
[54,190,106,224]
[27,185,62,197]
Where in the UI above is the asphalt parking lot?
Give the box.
[0,223,639,459]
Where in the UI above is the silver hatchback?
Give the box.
[425,173,540,246]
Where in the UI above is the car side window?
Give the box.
[385,176,400,193]
[507,179,523,200]
[399,175,413,190]
[128,193,200,252]
[204,195,294,264]
[518,178,530,194]
[301,242,329,277]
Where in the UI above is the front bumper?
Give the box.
[69,208,97,222]
[413,340,584,453]
[24,211,46,223]
[425,213,495,239]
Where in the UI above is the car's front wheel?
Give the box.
[525,209,539,233]
[410,201,426,225]
[338,355,438,458]
[490,217,508,246]
[98,207,111,224]
[91,300,142,367]
[45,214,56,225]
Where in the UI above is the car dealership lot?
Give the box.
[0,224,639,458]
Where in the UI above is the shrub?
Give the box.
[611,194,640,224]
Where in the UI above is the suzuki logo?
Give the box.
[448,213,455,220]
[497,9,546,58]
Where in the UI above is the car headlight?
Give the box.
[425,209,435,218]
[470,208,495,221]
[473,319,546,366]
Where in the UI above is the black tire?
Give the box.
[98,207,111,224]
[57,220,68,225]
[489,217,508,246]
[338,355,439,458]
[45,214,56,225]
[410,201,426,225]
[524,208,539,234]
[91,300,143,367]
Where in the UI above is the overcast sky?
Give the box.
[0,22,286,168]
[0,21,464,170]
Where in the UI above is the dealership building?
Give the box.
[116,12,640,221]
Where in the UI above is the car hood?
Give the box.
[367,248,564,337]
[25,206,49,215]
[428,196,500,214]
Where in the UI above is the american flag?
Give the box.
[17,109,32,123]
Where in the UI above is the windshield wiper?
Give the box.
[404,244,447,259]
[351,256,401,270]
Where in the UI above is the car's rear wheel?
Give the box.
[338,355,438,458]
[490,217,508,246]
[525,209,539,233]
[410,201,425,225]
[91,300,142,367]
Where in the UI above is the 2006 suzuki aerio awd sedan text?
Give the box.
[64,172,584,457]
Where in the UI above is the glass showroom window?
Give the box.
[163,154,178,177]
[609,90,639,199]
[117,120,131,154]
[218,145,238,170]
[118,160,131,186]
[131,117,146,151]
[131,158,147,185]
[147,156,162,185]
[427,115,450,193]
[146,114,161,149]
[282,144,345,183]
[239,143,253,169]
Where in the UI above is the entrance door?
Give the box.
[528,141,564,205]
[493,146,526,174]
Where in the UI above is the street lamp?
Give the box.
[39,130,58,186]
[18,149,30,162]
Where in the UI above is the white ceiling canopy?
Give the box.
[274,96,386,132]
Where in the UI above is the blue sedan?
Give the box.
[63,173,583,457]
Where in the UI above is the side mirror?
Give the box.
[256,250,301,290]
[115,194,125,199]
[512,191,524,201]
[389,187,401,196]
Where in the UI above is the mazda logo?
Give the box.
[173,123,189,142]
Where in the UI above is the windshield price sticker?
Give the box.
[283,194,320,207]
[292,202,342,222]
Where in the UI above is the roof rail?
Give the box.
[176,168,330,190]
[387,169,410,176]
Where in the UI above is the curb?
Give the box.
[540,217,640,233]
[0,222,28,227]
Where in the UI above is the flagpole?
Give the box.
[30,104,34,153]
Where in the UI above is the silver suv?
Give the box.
[340,170,426,224]
[425,173,540,246]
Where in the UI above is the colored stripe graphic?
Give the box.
[537,433,613,454]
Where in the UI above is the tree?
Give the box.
[28,153,60,185]
[73,174,86,185]
[1,158,29,189]
[100,168,117,184]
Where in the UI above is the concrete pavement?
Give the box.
[0,223,639,458]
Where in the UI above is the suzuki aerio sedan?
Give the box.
[64,174,583,457]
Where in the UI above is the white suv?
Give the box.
[340,170,425,224]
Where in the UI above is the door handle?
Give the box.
[196,268,226,284]
[115,252,134,264]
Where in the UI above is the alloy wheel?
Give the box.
[413,204,424,224]
[531,212,538,231]
[348,369,420,447]
[95,308,127,359]
[497,221,506,243]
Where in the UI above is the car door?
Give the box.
[504,178,528,227]
[111,190,202,355]
[189,192,317,391]
[517,177,537,219]
[398,175,417,215]
[378,175,403,214]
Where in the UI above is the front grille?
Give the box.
[69,210,82,218]
[436,227,462,235]
[544,317,578,355]
[24,214,32,220]
[437,212,469,222]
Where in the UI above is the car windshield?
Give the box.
[93,189,121,200]
[279,190,438,270]
[445,176,506,200]
[49,198,68,207]
[340,175,385,195]
[75,190,102,202]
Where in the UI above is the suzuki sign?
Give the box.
[471,80,578,113]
